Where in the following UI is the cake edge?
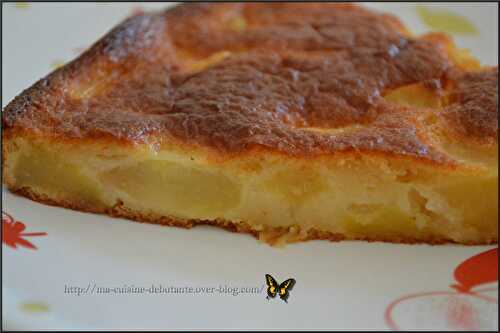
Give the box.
[6,186,497,246]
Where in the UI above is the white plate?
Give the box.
[2,2,498,330]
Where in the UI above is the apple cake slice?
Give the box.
[2,3,497,245]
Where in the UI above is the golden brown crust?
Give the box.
[443,68,498,145]
[10,186,496,246]
[2,3,497,166]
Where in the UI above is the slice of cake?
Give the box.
[2,3,497,245]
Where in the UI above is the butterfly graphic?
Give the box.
[265,274,296,303]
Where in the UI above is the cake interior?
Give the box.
[2,7,497,245]
[4,134,497,245]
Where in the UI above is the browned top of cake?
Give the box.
[2,3,498,163]
[442,68,498,144]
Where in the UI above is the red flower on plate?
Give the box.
[385,248,498,330]
[451,248,498,293]
[2,211,47,250]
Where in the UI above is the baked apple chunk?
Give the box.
[3,3,497,245]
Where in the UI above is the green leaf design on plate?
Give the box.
[19,302,50,314]
[416,5,478,36]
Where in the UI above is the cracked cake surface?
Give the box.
[2,3,498,245]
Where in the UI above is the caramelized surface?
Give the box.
[1,3,498,245]
[3,3,497,164]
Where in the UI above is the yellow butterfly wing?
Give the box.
[265,274,278,298]
[278,278,296,302]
